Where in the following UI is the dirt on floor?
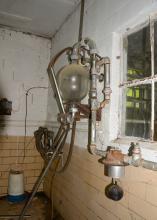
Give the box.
[0,192,63,220]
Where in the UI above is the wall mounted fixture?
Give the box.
[99,147,128,201]
[100,142,157,201]
[19,0,111,218]
[47,38,111,154]
[0,98,12,115]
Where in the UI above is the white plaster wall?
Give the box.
[0,28,51,136]
[47,0,157,149]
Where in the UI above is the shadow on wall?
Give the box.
[0,85,9,135]
[44,143,105,199]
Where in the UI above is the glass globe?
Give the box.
[57,63,89,102]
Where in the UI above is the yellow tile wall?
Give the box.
[0,136,44,196]
[44,144,157,220]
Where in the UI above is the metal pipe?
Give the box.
[48,47,72,69]
[53,124,64,146]
[53,126,66,147]
[78,0,85,42]
[57,120,76,173]
[141,159,157,171]
[19,127,69,220]
[47,47,72,115]
[84,37,97,54]
[101,57,111,107]
[104,58,110,88]
[150,19,155,139]
[47,67,65,114]
[95,57,111,108]
[88,53,97,154]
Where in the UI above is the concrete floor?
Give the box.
[0,192,63,220]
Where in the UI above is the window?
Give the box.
[120,17,157,141]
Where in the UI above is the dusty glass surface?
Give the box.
[154,20,157,75]
[57,64,89,102]
[125,84,151,139]
[154,83,157,140]
[127,25,151,81]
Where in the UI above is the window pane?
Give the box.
[125,84,151,139]
[154,21,157,74]
[154,83,157,140]
[127,25,151,81]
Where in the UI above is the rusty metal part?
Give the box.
[48,47,72,70]
[104,149,125,165]
[96,57,112,108]
[99,148,128,179]
[77,103,101,121]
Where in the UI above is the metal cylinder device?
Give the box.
[101,147,128,179]
[104,164,125,178]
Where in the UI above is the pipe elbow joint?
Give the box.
[84,37,97,54]
[102,57,110,64]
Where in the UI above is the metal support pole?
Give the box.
[78,0,85,42]
[47,67,65,114]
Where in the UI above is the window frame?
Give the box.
[118,15,157,142]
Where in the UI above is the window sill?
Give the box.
[111,137,157,163]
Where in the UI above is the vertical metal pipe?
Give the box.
[88,53,97,154]
[150,17,155,140]
[78,0,85,42]
[104,58,111,102]
[105,63,110,88]
[57,120,76,173]
[47,67,65,114]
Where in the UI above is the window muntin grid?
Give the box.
[120,17,157,141]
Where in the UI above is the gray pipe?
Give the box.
[141,159,157,171]
[84,37,97,54]
[104,58,111,101]
[78,0,85,42]
[88,53,97,154]
[124,154,157,171]
[47,67,65,114]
